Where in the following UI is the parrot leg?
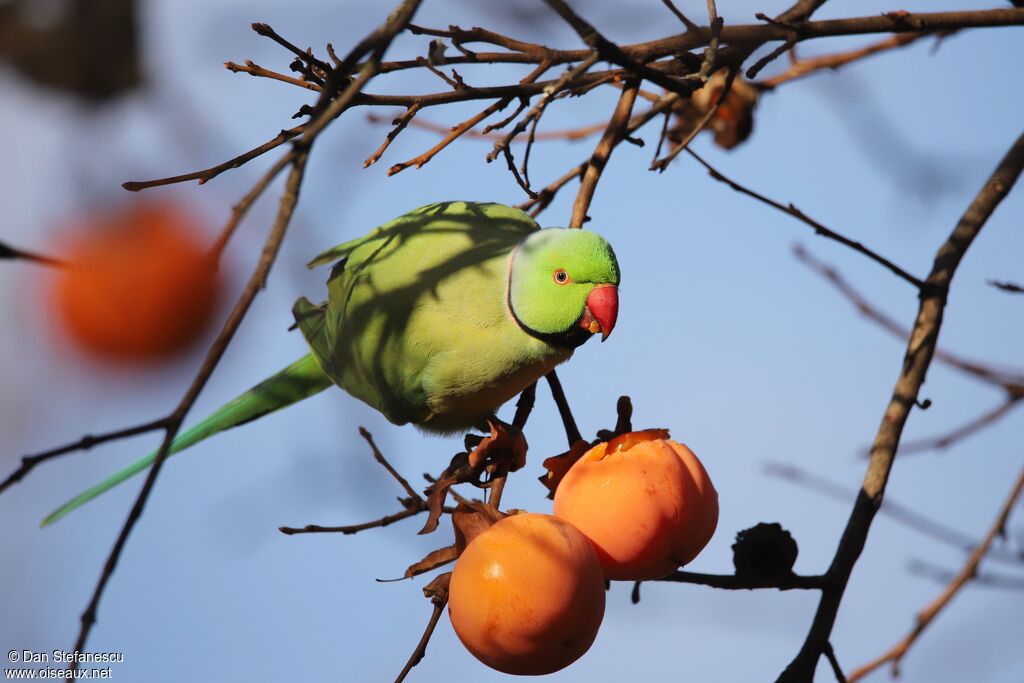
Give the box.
[467,417,528,472]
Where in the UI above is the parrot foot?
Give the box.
[467,417,528,472]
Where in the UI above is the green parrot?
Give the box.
[42,201,620,526]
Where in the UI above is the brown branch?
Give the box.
[847,465,1024,682]
[759,33,925,89]
[395,573,450,683]
[793,244,1024,389]
[0,418,168,497]
[746,37,797,80]
[650,66,737,171]
[687,149,924,288]
[371,9,1024,81]
[250,22,331,77]
[363,104,421,168]
[520,93,680,217]
[487,54,598,164]
[570,78,640,227]
[385,114,607,143]
[543,0,700,98]
[823,642,847,683]
[359,427,420,500]
[545,371,582,446]
[122,125,305,191]
[660,0,699,32]
[225,60,321,91]
[70,149,312,677]
[65,3,423,673]
[764,462,1024,565]
[0,240,67,267]
[210,149,299,265]
[989,279,1024,295]
[907,559,1024,590]
[659,570,829,590]
[778,129,1024,683]
[278,500,441,535]
[486,381,538,512]
[896,397,1022,455]
[389,98,510,176]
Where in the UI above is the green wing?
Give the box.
[42,354,331,526]
[295,201,543,431]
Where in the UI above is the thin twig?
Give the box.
[793,244,1024,388]
[279,501,439,535]
[519,93,680,217]
[823,642,847,683]
[250,22,332,76]
[778,129,1024,682]
[395,576,449,683]
[364,104,421,168]
[545,371,582,446]
[660,0,699,31]
[0,240,67,267]
[210,150,299,265]
[0,419,168,497]
[487,382,538,512]
[686,148,924,289]
[225,60,322,91]
[543,0,699,98]
[764,462,1024,565]
[659,570,829,590]
[897,397,1022,454]
[390,98,510,176]
[487,54,599,163]
[847,465,1024,682]
[759,33,924,89]
[570,78,640,227]
[122,126,305,191]
[650,67,737,171]
[359,427,420,501]
[989,279,1024,295]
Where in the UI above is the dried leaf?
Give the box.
[539,439,591,497]
[405,545,458,579]
[452,502,503,554]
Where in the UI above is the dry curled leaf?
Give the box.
[405,545,458,579]
[539,439,591,497]
[453,501,505,554]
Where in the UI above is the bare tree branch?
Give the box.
[687,149,924,288]
[778,129,1024,683]
[847,466,1024,682]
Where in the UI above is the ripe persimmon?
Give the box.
[448,512,605,675]
[48,201,221,362]
[553,431,718,580]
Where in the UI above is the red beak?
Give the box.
[581,284,618,342]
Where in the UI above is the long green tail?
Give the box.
[42,354,332,527]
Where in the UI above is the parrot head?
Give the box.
[507,228,620,349]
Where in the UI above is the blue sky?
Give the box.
[2,1,1022,681]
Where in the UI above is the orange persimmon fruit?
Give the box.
[48,201,221,362]
[553,430,719,580]
[448,512,606,675]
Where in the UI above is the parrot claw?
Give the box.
[467,418,528,472]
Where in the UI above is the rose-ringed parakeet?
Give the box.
[42,201,620,526]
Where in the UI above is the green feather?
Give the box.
[41,354,330,526]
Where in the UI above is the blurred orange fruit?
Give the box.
[448,512,605,675]
[48,200,221,362]
[553,432,718,580]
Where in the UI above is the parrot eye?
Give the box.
[553,269,569,285]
